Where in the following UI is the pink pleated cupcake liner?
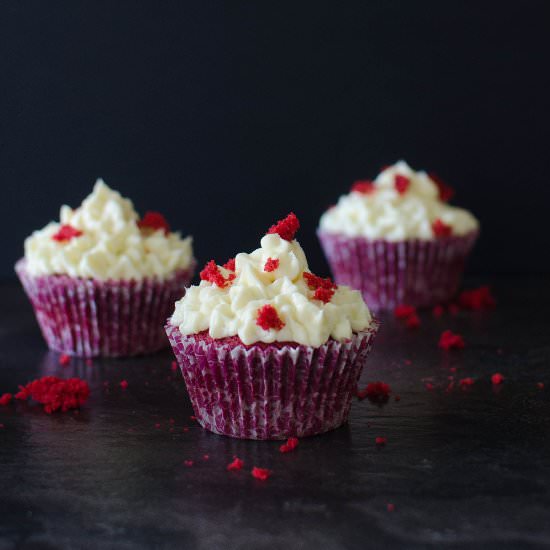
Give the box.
[165,320,379,440]
[16,259,195,357]
[318,230,478,311]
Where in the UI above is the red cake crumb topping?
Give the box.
[52,224,83,242]
[491,373,504,385]
[0,393,12,406]
[223,258,236,271]
[200,260,236,288]
[137,211,170,234]
[256,305,285,331]
[120,380,128,390]
[280,437,299,453]
[227,457,244,471]
[14,376,89,414]
[267,212,300,241]
[432,305,445,318]
[394,174,411,195]
[458,286,496,310]
[251,467,271,481]
[183,460,194,467]
[375,436,387,446]
[303,272,337,303]
[357,381,391,403]
[264,257,280,272]
[58,354,71,366]
[429,173,455,202]
[394,305,416,319]
[432,218,453,237]
[351,180,376,194]
[459,377,475,388]
[439,330,465,350]
[406,314,421,329]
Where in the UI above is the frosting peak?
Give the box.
[24,179,193,280]
[171,216,372,347]
[319,161,479,241]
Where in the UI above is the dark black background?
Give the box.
[1,1,549,280]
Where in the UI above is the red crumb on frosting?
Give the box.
[52,224,83,242]
[200,260,236,288]
[58,354,71,366]
[303,272,337,303]
[394,174,411,195]
[227,457,244,471]
[256,305,285,331]
[387,503,395,512]
[264,257,280,272]
[491,373,504,385]
[120,380,128,390]
[458,286,496,310]
[0,393,12,406]
[267,212,300,241]
[14,376,89,414]
[459,377,475,388]
[251,467,271,481]
[406,314,421,329]
[280,437,299,453]
[375,436,387,446]
[137,211,170,234]
[223,258,236,271]
[357,381,391,402]
[439,330,465,350]
[394,305,416,319]
[351,180,376,194]
[429,172,455,202]
[432,305,445,318]
[432,218,453,237]
[183,460,194,467]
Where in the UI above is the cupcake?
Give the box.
[318,161,479,310]
[166,213,378,440]
[16,179,195,357]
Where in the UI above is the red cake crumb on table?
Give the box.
[200,260,236,288]
[432,219,453,237]
[251,467,271,481]
[357,381,391,403]
[155,423,161,429]
[184,460,194,467]
[425,382,435,391]
[223,258,236,271]
[227,457,244,471]
[394,304,416,319]
[406,314,421,329]
[394,395,401,402]
[0,393,12,406]
[458,286,496,310]
[52,224,83,242]
[375,436,387,446]
[429,173,455,202]
[432,305,445,318]
[203,455,210,461]
[448,304,460,315]
[537,382,544,390]
[137,211,170,234]
[351,180,376,194]
[119,380,128,390]
[387,503,395,512]
[267,212,300,241]
[459,377,475,388]
[280,437,299,453]
[256,304,285,331]
[171,361,178,371]
[491,373,504,385]
[439,330,465,350]
[264,257,279,272]
[394,174,411,194]
[13,376,89,414]
[58,354,71,366]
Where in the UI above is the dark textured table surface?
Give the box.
[1,278,549,550]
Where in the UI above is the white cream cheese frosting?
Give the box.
[24,179,193,280]
[319,161,479,241]
[171,215,372,347]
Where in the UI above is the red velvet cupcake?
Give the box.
[166,213,378,440]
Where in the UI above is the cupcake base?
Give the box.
[16,259,195,357]
[165,322,379,440]
[318,230,478,311]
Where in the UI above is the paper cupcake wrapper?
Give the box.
[165,321,379,440]
[318,230,478,311]
[16,259,195,357]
